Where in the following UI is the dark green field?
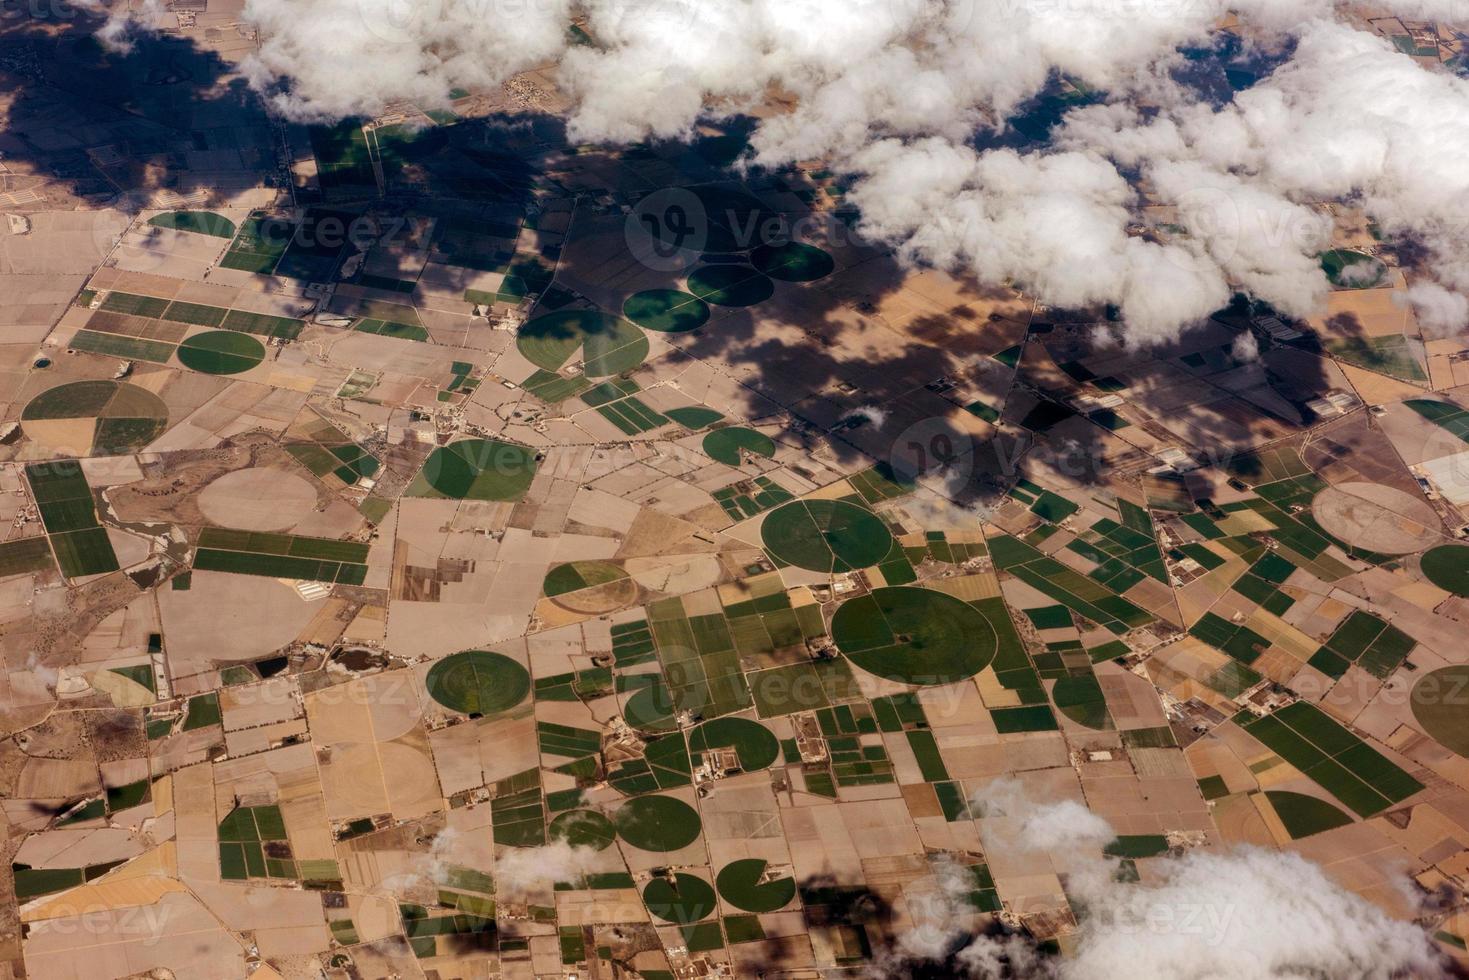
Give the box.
[702,427,775,466]
[548,809,615,850]
[1320,249,1386,288]
[1265,790,1352,839]
[715,858,796,912]
[177,330,266,375]
[613,794,702,851]
[1411,664,1469,758]
[543,560,628,597]
[750,241,835,282]
[623,289,711,333]
[760,499,892,572]
[686,265,775,307]
[831,586,998,685]
[411,438,539,501]
[643,873,716,924]
[517,309,648,377]
[424,650,532,715]
[688,717,779,771]
[148,210,237,237]
[1421,545,1469,596]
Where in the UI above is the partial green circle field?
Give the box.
[689,717,780,772]
[623,680,678,733]
[716,859,796,913]
[832,586,997,686]
[147,210,236,238]
[760,499,893,573]
[703,427,775,466]
[21,380,168,455]
[549,809,616,850]
[686,265,774,307]
[177,331,265,375]
[665,406,724,430]
[614,795,702,851]
[424,650,531,715]
[642,873,716,924]
[1421,545,1469,596]
[751,241,835,282]
[1320,249,1386,288]
[623,289,710,333]
[414,437,538,501]
[517,309,648,377]
[544,560,629,597]
[1412,665,1469,758]
[1263,791,1352,840]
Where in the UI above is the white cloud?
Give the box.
[492,839,603,897]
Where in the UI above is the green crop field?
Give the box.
[643,873,716,924]
[686,264,774,307]
[688,717,779,771]
[177,330,266,375]
[750,241,835,282]
[760,499,893,573]
[1411,664,1469,758]
[666,406,724,430]
[613,794,702,852]
[623,289,711,332]
[702,427,775,466]
[548,809,615,850]
[410,438,539,501]
[147,210,237,237]
[1421,545,1469,596]
[1264,791,1353,839]
[543,560,629,597]
[424,650,531,715]
[831,587,999,685]
[517,309,648,377]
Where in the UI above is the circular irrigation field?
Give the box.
[1311,482,1443,555]
[716,858,796,913]
[688,717,780,772]
[702,427,775,466]
[1320,249,1387,288]
[1420,545,1469,597]
[177,330,265,375]
[424,650,531,716]
[516,309,648,377]
[751,241,835,282]
[21,379,168,455]
[613,794,702,852]
[543,561,637,613]
[414,437,538,501]
[1411,664,1469,758]
[549,809,616,850]
[831,586,997,686]
[760,499,893,573]
[623,679,679,733]
[623,289,711,333]
[642,873,716,924]
[686,265,774,307]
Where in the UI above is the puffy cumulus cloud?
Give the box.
[491,839,602,897]
[239,0,571,121]
[862,779,1441,979]
[1063,848,1442,979]
[843,140,1230,344]
[214,0,1469,341]
[1402,281,1469,337]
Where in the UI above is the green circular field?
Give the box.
[665,406,724,430]
[831,586,997,686]
[686,265,774,307]
[623,289,710,333]
[549,809,616,850]
[716,858,796,913]
[147,210,236,238]
[177,331,265,375]
[642,873,716,924]
[1421,545,1469,596]
[1320,249,1386,288]
[751,241,835,282]
[517,309,648,377]
[21,380,168,455]
[623,680,678,732]
[414,438,538,501]
[760,499,893,573]
[703,427,775,466]
[424,650,531,715]
[614,795,702,852]
[1412,664,1469,758]
[689,717,780,771]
